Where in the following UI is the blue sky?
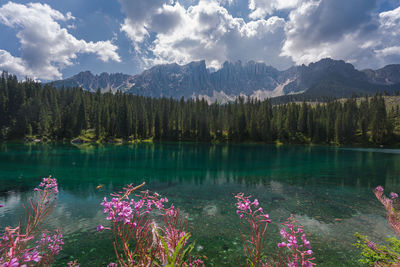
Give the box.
[0,0,399,81]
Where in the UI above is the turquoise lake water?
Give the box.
[1,142,400,266]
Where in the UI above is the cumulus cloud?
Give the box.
[119,0,400,71]
[217,0,235,6]
[373,6,400,65]
[119,0,168,48]
[120,0,292,70]
[280,0,379,65]
[0,50,28,77]
[380,5,400,31]
[0,2,120,80]
[248,0,300,20]
[278,0,400,69]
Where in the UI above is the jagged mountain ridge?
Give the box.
[50,58,400,101]
[51,71,132,93]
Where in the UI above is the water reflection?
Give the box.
[1,142,400,265]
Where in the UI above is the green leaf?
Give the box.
[171,233,191,264]
[159,234,172,264]
[181,241,195,260]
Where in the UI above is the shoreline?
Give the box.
[2,138,400,149]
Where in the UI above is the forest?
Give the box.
[0,72,397,145]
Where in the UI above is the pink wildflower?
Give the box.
[2,257,19,267]
[67,260,80,267]
[23,250,41,263]
[36,176,58,195]
[37,230,63,254]
[235,193,271,266]
[278,215,315,267]
[375,186,384,192]
[189,259,204,266]
[253,199,259,207]
[367,241,376,249]
[278,242,287,248]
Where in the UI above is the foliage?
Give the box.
[373,186,400,235]
[99,182,204,267]
[277,215,315,267]
[0,176,64,267]
[235,193,271,266]
[0,72,397,145]
[354,186,400,266]
[354,233,400,266]
[234,193,315,267]
[0,175,320,267]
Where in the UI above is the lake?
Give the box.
[0,142,399,266]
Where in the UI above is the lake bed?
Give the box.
[0,142,399,266]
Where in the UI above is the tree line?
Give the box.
[0,72,397,145]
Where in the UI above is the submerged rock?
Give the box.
[203,204,218,216]
[271,196,285,202]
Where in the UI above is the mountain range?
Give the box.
[50,58,400,102]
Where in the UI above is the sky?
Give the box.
[0,0,399,81]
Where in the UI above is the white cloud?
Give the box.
[0,50,30,77]
[119,0,400,71]
[120,0,292,70]
[279,0,400,69]
[248,0,300,20]
[373,6,400,64]
[118,0,167,49]
[379,6,400,30]
[218,0,235,6]
[376,46,400,57]
[0,2,120,80]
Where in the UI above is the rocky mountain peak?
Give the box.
[50,58,400,101]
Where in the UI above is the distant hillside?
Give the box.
[51,71,132,93]
[50,58,400,102]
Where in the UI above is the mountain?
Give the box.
[127,60,213,98]
[51,71,132,93]
[50,58,400,102]
[363,64,400,85]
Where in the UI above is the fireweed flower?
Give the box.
[36,230,64,255]
[235,193,271,266]
[278,242,287,248]
[67,260,80,267]
[253,199,259,207]
[373,185,400,236]
[101,183,202,267]
[1,257,19,267]
[1,178,63,267]
[189,259,204,266]
[375,186,384,192]
[96,225,111,232]
[235,193,271,222]
[367,241,376,249]
[278,215,315,267]
[23,250,41,263]
[101,186,167,229]
[35,176,58,195]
